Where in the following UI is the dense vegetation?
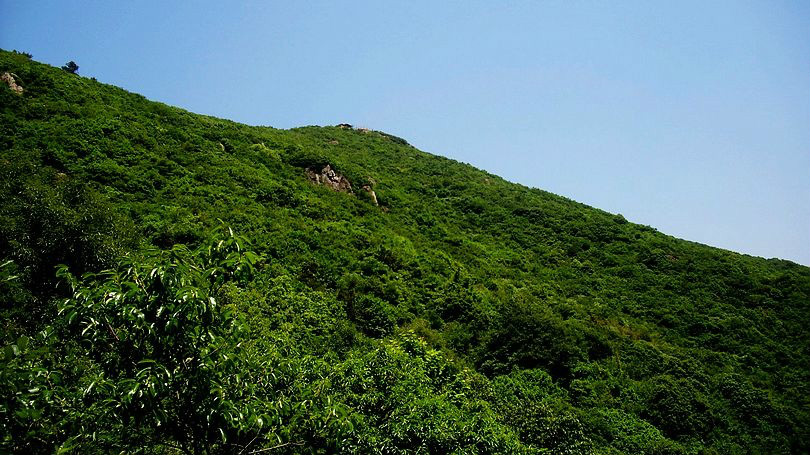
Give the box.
[1,49,808,454]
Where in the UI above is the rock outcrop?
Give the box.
[1,72,23,95]
[306,164,381,206]
[306,165,353,193]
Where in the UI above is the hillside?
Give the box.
[1,49,809,454]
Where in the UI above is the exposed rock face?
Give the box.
[362,185,378,206]
[306,165,353,193]
[1,72,23,95]
[305,165,381,206]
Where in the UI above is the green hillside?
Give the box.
[2,49,808,454]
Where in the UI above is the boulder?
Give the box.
[1,72,23,95]
[306,164,353,193]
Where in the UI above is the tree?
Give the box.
[10,50,32,59]
[61,61,78,74]
[2,227,354,454]
[54,226,271,453]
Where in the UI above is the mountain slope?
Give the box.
[2,49,809,454]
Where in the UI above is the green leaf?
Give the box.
[16,335,29,351]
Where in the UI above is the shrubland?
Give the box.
[1,49,808,454]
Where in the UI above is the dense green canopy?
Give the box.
[1,49,808,454]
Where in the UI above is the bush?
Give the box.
[350,294,396,337]
[60,61,78,74]
[52,226,268,452]
[641,375,710,439]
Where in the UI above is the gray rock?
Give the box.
[306,165,353,193]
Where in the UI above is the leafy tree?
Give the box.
[349,294,396,337]
[491,369,592,454]
[10,50,32,59]
[641,375,710,440]
[0,329,71,453]
[61,61,78,74]
[50,227,284,453]
[479,295,585,380]
[583,408,688,455]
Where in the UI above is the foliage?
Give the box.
[491,369,591,454]
[54,226,267,452]
[60,61,78,74]
[1,49,809,453]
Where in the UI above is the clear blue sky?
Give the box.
[2,1,809,265]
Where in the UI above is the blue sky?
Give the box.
[2,1,808,264]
